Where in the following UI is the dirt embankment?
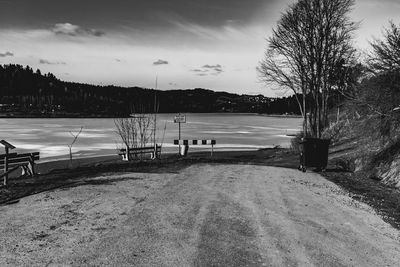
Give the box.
[325,121,400,189]
[1,164,400,266]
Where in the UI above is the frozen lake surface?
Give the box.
[0,114,301,161]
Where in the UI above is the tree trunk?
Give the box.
[302,90,307,137]
[69,146,72,168]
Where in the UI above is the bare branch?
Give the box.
[69,126,83,147]
[67,126,83,168]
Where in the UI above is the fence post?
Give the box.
[29,154,35,176]
[125,144,130,161]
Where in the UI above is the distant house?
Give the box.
[0,104,12,112]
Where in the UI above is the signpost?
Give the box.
[174,114,186,154]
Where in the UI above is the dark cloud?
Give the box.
[202,64,222,69]
[0,51,13,57]
[153,59,169,66]
[191,64,224,76]
[115,59,122,62]
[191,69,206,72]
[0,0,271,30]
[39,59,66,65]
[52,23,104,37]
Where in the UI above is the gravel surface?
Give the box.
[1,164,399,266]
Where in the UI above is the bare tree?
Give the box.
[137,114,154,148]
[369,21,400,74]
[114,113,156,161]
[361,21,400,144]
[258,0,358,138]
[67,126,83,168]
[114,117,137,149]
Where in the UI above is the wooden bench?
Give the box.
[119,145,161,161]
[0,152,40,185]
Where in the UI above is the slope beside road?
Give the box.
[1,164,399,266]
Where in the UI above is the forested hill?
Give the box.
[0,64,301,117]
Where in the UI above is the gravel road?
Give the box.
[1,164,400,266]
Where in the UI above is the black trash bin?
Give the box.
[298,138,330,172]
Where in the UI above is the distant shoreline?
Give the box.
[259,113,302,118]
[0,112,302,119]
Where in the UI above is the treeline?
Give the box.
[0,64,301,117]
[327,21,400,146]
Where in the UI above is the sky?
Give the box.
[0,0,399,96]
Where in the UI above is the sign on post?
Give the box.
[174,114,186,154]
[174,114,186,123]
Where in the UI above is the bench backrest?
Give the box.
[0,153,17,160]
[0,152,40,168]
[120,145,161,153]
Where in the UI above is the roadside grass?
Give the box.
[322,169,400,230]
[0,149,294,205]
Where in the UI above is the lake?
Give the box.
[0,114,302,161]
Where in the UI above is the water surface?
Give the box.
[0,114,301,161]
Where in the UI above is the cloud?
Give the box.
[153,59,169,65]
[0,51,13,57]
[170,19,253,43]
[52,23,105,37]
[202,64,222,69]
[39,59,66,65]
[191,69,206,72]
[191,64,224,76]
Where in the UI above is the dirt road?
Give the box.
[1,164,400,266]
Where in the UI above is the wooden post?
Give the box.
[174,114,186,156]
[4,147,9,186]
[211,144,214,157]
[0,140,16,185]
[29,154,35,176]
[156,144,161,159]
[125,144,130,161]
[178,118,181,154]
